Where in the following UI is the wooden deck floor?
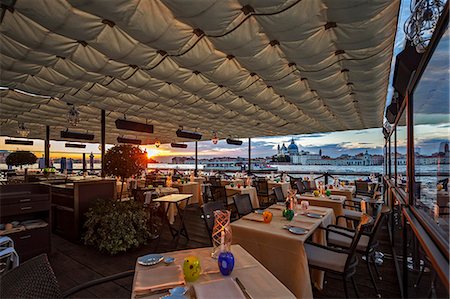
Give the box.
[48,205,401,298]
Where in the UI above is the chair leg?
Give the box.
[351,276,360,298]
[366,257,381,297]
[373,258,382,280]
[414,263,425,287]
[343,277,349,299]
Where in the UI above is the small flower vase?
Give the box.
[218,251,235,276]
[211,210,232,259]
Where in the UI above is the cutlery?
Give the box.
[235,277,252,299]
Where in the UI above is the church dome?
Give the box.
[287,139,299,155]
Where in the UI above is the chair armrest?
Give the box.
[327,224,356,234]
[62,270,135,298]
[305,240,350,254]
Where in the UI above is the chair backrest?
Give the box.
[344,214,374,271]
[302,180,314,192]
[210,186,226,203]
[254,179,268,194]
[202,184,213,203]
[0,254,62,299]
[273,186,285,202]
[202,201,225,239]
[364,205,390,251]
[233,193,253,217]
[209,177,222,187]
[295,180,306,194]
[132,189,146,204]
[355,181,369,193]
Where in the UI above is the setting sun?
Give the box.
[145,148,159,159]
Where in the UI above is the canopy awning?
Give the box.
[0,0,400,144]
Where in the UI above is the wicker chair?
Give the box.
[305,214,373,298]
[0,254,134,298]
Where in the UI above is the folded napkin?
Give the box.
[134,265,185,296]
[329,195,344,200]
[194,278,245,299]
[290,220,316,230]
[306,209,328,216]
[242,213,264,222]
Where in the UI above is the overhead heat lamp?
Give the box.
[5,139,33,145]
[117,137,142,145]
[171,143,188,148]
[176,128,202,140]
[115,119,153,133]
[65,143,86,148]
[226,138,243,145]
[60,130,94,140]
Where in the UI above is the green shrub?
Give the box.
[83,199,151,255]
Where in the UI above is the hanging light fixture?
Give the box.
[17,123,30,137]
[404,0,445,53]
[155,140,161,148]
[212,131,219,144]
[67,104,80,126]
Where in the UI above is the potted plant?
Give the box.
[103,144,147,199]
[83,199,151,255]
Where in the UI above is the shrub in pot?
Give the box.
[83,198,151,255]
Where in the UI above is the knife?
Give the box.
[235,277,252,299]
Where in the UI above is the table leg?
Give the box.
[176,199,190,241]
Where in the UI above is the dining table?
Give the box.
[153,194,193,242]
[225,185,259,208]
[330,186,355,202]
[172,182,201,205]
[267,180,290,197]
[220,178,244,187]
[145,187,180,224]
[131,244,296,299]
[297,193,346,219]
[231,205,335,298]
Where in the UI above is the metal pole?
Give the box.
[248,138,251,174]
[101,109,106,177]
[44,125,50,168]
[194,141,198,176]
[82,153,86,172]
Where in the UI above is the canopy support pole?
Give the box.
[101,109,106,177]
[44,125,50,168]
[194,141,198,176]
[248,138,251,174]
[82,153,86,173]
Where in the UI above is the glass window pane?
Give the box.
[396,111,407,189]
[412,26,450,244]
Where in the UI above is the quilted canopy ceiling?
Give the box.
[0,0,400,145]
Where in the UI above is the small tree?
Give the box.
[104,144,147,199]
[5,151,37,169]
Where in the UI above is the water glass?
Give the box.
[300,200,309,214]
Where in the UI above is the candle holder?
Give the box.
[211,210,232,259]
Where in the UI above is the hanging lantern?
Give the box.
[155,140,161,148]
[212,131,218,144]
[17,123,30,137]
[67,105,80,126]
